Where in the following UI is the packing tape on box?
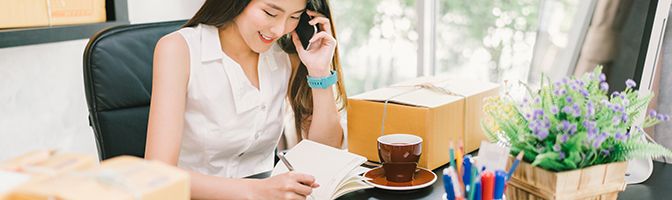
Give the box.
[60,163,147,200]
[46,0,53,26]
[380,82,465,135]
[90,168,143,200]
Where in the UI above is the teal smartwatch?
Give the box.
[307,70,338,89]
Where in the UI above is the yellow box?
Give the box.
[0,150,97,200]
[0,150,97,176]
[0,0,106,29]
[347,77,499,170]
[7,156,190,200]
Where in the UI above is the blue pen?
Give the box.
[474,180,482,200]
[507,151,524,181]
[443,168,456,200]
[494,170,506,200]
[463,155,472,194]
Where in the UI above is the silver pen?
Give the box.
[277,152,294,171]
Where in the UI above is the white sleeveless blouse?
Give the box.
[172,24,292,178]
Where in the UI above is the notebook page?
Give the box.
[271,140,367,200]
[0,170,30,194]
[331,179,374,199]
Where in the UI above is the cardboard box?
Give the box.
[0,0,106,29]
[0,150,97,200]
[0,150,97,176]
[347,77,499,170]
[7,156,190,200]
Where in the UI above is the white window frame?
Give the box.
[416,0,438,76]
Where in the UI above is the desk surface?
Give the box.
[338,161,671,200]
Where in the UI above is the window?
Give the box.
[332,0,574,95]
[333,0,418,95]
[435,0,540,83]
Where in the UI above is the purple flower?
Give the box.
[592,132,608,148]
[664,115,671,121]
[535,128,549,140]
[560,134,569,142]
[530,118,550,140]
[601,149,611,156]
[584,121,599,136]
[621,113,629,123]
[600,82,609,91]
[534,97,541,104]
[586,101,595,116]
[657,114,666,121]
[599,73,607,82]
[580,89,590,97]
[611,104,624,113]
[533,109,544,119]
[525,113,532,119]
[551,106,559,115]
[558,152,566,160]
[560,120,571,130]
[572,104,581,117]
[569,124,577,135]
[611,91,620,98]
[615,132,626,141]
[625,131,631,138]
[626,79,637,89]
[566,97,573,103]
[553,144,561,151]
[562,77,569,84]
[649,110,658,118]
[554,88,567,96]
[562,106,573,115]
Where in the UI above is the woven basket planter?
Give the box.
[505,156,627,200]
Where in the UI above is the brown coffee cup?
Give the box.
[377,134,422,182]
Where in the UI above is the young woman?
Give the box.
[144,0,347,199]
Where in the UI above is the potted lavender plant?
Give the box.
[482,66,672,200]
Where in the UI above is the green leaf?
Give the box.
[532,152,565,171]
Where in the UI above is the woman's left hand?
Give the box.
[291,10,337,77]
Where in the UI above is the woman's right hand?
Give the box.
[246,172,320,200]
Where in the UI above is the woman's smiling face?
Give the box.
[234,0,307,53]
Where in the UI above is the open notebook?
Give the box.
[271,140,373,200]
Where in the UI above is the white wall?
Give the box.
[0,0,204,161]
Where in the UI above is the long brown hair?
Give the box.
[278,0,347,140]
[183,0,347,140]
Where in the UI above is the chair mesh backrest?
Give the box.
[83,20,186,160]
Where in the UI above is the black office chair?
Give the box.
[83,20,186,160]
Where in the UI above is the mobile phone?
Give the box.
[296,2,320,50]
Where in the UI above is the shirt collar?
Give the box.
[200,24,224,62]
[199,24,282,72]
